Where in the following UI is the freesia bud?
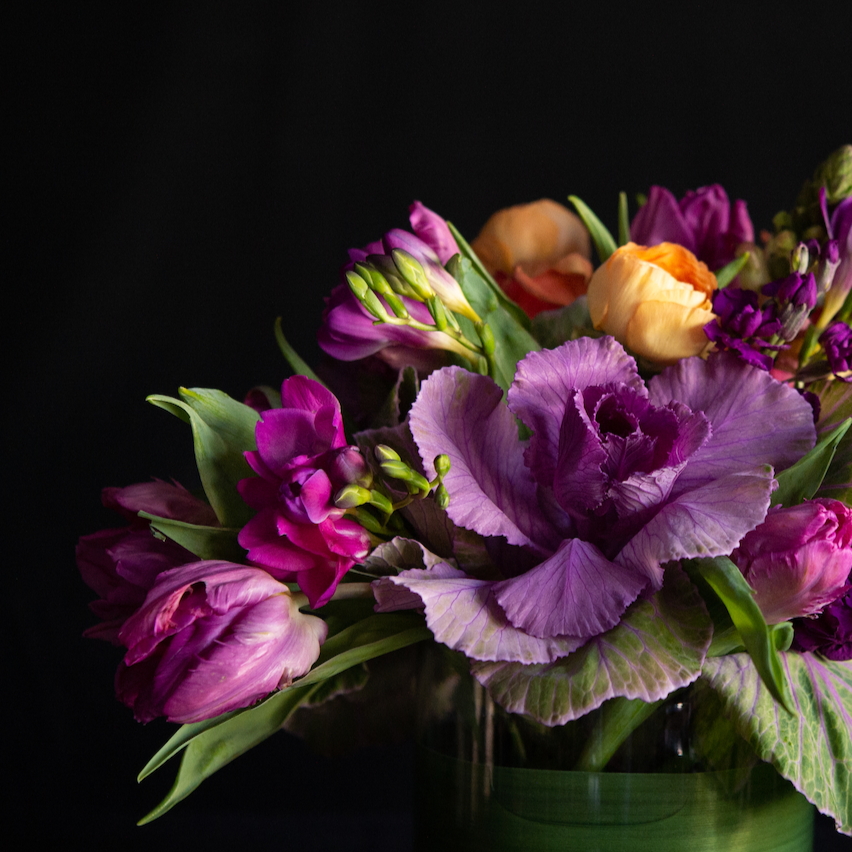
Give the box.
[379,460,431,493]
[587,242,717,365]
[334,484,372,509]
[374,444,401,463]
[434,454,451,478]
[392,249,435,300]
[731,499,852,624]
[435,483,450,510]
[791,242,810,274]
[812,144,852,206]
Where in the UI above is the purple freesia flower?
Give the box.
[116,560,328,723]
[238,376,372,608]
[76,481,219,643]
[731,499,852,624]
[389,337,815,659]
[631,185,754,272]
[318,202,474,364]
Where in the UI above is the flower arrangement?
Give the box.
[79,146,852,834]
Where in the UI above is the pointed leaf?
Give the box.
[139,512,244,561]
[445,254,540,393]
[529,297,595,350]
[714,252,751,289]
[814,380,852,502]
[568,195,617,263]
[702,652,852,835]
[147,388,259,527]
[617,191,630,247]
[472,565,712,725]
[137,612,430,822]
[273,317,325,385]
[771,419,851,508]
[691,556,793,713]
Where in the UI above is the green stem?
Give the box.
[574,697,663,772]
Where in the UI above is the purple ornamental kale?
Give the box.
[389,337,815,658]
[631,184,754,271]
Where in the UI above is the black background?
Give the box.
[10,1,852,848]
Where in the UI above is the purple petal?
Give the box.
[617,466,776,585]
[376,562,583,664]
[104,481,218,526]
[508,337,646,488]
[409,201,459,265]
[630,186,696,253]
[409,366,560,553]
[493,538,647,641]
[649,351,816,495]
[299,469,334,523]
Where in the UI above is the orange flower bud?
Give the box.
[587,242,717,365]
[471,199,593,316]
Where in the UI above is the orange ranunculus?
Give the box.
[586,242,717,365]
[471,199,593,317]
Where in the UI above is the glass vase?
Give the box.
[413,646,814,852]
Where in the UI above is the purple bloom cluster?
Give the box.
[631,184,754,271]
[703,287,781,370]
[821,321,852,380]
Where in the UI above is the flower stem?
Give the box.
[574,697,662,772]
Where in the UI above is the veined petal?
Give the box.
[410,366,560,552]
[375,562,583,664]
[493,538,647,641]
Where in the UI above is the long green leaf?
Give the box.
[771,419,851,508]
[147,388,259,527]
[137,612,430,821]
[702,652,852,834]
[814,381,852,503]
[446,254,540,393]
[139,512,244,561]
[714,252,750,288]
[446,220,532,330]
[617,191,630,247]
[568,195,617,263]
[273,317,326,385]
[691,556,793,713]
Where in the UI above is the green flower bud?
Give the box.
[380,460,431,493]
[428,296,448,331]
[334,484,373,509]
[476,322,495,357]
[374,444,401,463]
[812,144,852,206]
[367,490,394,515]
[391,249,435,300]
[346,270,387,320]
[351,506,386,535]
[435,483,450,510]
[434,454,451,477]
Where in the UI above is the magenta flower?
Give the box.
[731,499,852,624]
[793,591,852,661]
[390,337,815,659]
[238,376,372,608]
[116,560,328,723]
[317,202,475,365]
[820,321,852,380]
[76,481,219,643]
[631,184,754,271]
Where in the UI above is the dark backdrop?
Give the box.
[10,1,852,848]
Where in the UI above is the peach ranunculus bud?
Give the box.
[471,199,593,317]
[586,242,717,365]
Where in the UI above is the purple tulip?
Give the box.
[238,376,372,608]
[731,499,852,624]
[116,560,328,723]
[793,591,852,661]
[76,481,219,643]
[631,184,754,272]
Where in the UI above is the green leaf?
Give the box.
[446,254,540,393]
[273,317,326,385]
[529,297,595,350]
[137,612,431,822]
[471,566,712,726]
[568,195,617,264]
[147,388,259,527]
[139,512,245,561]
[702,652,852,834]
[445,221,531,330]
[814,381,852,503]
[617,191,630,247]
[771,418,851,508]
[714,253,751,288]
[691,556,793,713]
